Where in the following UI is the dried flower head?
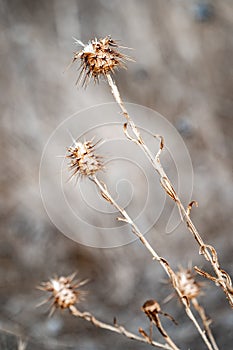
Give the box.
[38,273,88,315]
[71,36,132,86]
[142,299,178,337]
[67,140,103,179]
[176,267,201,300]
[142,299,161,316]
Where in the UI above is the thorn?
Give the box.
[72,37,85,47]
[66,128,77,145]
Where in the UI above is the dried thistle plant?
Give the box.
[67,139,103,179]
[38,274,173,350]
[70,36,233,308]
[38,273,88,315]
[140,300,179,350]
[38,34,230,349]
[70,36,133,86]
[174,267,219,350]
[175,266,202,301]
[65,138,215,350]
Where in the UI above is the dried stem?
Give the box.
[192,298,219,350]
[142,300,180,350]
[90,174,214,350]
[152,319,179,350]
[69,305,173,350]
[106,73,233,308]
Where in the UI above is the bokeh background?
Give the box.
[0,0,233,349]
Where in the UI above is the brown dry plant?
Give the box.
[174,267,219,350]
[38,35,229,349]
[66,139,216,350]
[70,36,233,308]
[38,273,88,316]
[67,139,104,178]
[141,299,179,350]
[70,36,133,86]
[38,274,174,350]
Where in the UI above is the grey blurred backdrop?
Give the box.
[0,0,233,349]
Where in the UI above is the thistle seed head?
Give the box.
[38,273,88,314]
[72,36,132,86]
[176,267,201,300]
[67,140,103,179]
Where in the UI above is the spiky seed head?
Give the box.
[71,36,132,86]
[176,267,201,300]
[38,273,88,314]
[67,140,103,179]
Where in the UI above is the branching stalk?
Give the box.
[106,73,233,308]
[69,305,173,350]
[67,36,223,349]
[90,175,214,350]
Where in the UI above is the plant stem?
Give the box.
[192,298,219,350]
[90,175,214,350]
[106,73,233,308]
[69,305,173,349]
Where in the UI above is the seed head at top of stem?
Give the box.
[175,266,202,301]
[38,273,88,315]
[70,36,133,86]
[67,140,104,179]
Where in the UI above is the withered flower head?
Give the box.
[38,273,88,315]
[176,267,201,300]
[71,36,132,86]
[142,299,161,315]
[142,299,178,330]
[67,140,103,179]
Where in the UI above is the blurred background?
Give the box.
[0,0,233,349]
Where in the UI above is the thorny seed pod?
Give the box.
[71,36,132,86]
[38,273,88,315]
[67,140,103,179]
[176,267,201,300]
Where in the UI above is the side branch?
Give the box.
[69,305,173,350]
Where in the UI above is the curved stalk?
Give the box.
[106,73,233,308]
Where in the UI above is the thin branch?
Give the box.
[192,298,219,350]
[106,72,233,308]
[69,305,173,350]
